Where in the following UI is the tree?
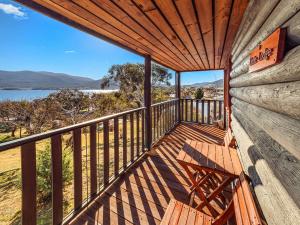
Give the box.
[48,89,90,125]
[195,88,204,99]
[36,145,72,204]
[101,63,172,107]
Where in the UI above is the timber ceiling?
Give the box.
[16,0,249,71]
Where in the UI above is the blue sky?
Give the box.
[0,0,223,84]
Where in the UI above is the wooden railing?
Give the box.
[151,99,179,143]
[0,98,224,224]
[180,99,224,125]
[0,107,146,225]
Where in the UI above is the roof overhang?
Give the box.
[16,0,249,71]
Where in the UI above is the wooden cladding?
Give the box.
[16,0,248,71]
[249,28,286,72]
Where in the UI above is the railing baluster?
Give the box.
[214,100,217,121]
[190,99,193,122]
[159,104,162,136]
[73,128,82,209]
[122,115,127,168]
[166,102,170,131]
[21,142,36,225]
[136,111,140,157]
[114,118,119,177]
[153,106,156,141]
[51,134,63,224]
[158,106,160,137]
[89,124,97,196]
[156,106,159,139]
[201,100,205,124]
[130,113,134,162]
[185,99,188,121]
[103,120,109,186]
[141,110,145,152]
[219,101,222,120]
[207,100,211,124]
[196,100,199,123]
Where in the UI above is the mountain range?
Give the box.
[0,70,118,90]
[183,79,223,88]
[0,70,223,90]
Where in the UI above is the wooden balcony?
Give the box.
[0,99,225,225]
[69,123,226,225]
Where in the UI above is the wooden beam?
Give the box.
[144,55,152,149]
[175,71,181,121]
[21,142,37,225]
[51,134,63,224]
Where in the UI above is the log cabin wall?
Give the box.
[229,1,300,225]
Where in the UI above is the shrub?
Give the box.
[36,145,72,204]
[194,88,204,99]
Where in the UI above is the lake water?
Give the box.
[0,89,117,101]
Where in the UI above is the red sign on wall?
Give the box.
[249,28,286,72]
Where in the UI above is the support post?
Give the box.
[175,71,181,122]
[224,57,232,129]
[144,55,152,150]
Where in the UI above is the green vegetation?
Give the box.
[195,88,204,99]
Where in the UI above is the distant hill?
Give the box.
[0,70,118,90]
[184,79,223,88]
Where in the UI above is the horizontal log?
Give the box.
[284,11,300,49]
[232,106,300,206]
[231,0,279,62]
[230,81,300,120]
[232,97,300,159]
[233,0,300,68]
[231,10,300,78]
[230,56,249,78]
[230,46,300,87]
[231,114,300,225]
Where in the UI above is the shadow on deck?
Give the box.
[69,123,227,225]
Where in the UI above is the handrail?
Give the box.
[151,98,179,107]
[0,107,145,152]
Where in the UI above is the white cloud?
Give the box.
[64,50,76,54]
[0,3,26,19]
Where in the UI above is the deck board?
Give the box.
[69,123,227,225]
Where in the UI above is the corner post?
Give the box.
[144,55,152,150]
[175,71,181,122]
[224,57,232,129]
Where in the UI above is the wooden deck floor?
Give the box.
[69,123,228,225]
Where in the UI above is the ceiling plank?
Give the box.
[65,0,185,69]
[220,0,249,68]
[194,0,215,69]
[41,0,182,70]
[77,0,190,70]
[100,0,192,70]
[174,0,210,69]
[214,0,232,68]
[153,0,205,69]
[133,0,199,70]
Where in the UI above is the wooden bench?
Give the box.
[160,172,264,225]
